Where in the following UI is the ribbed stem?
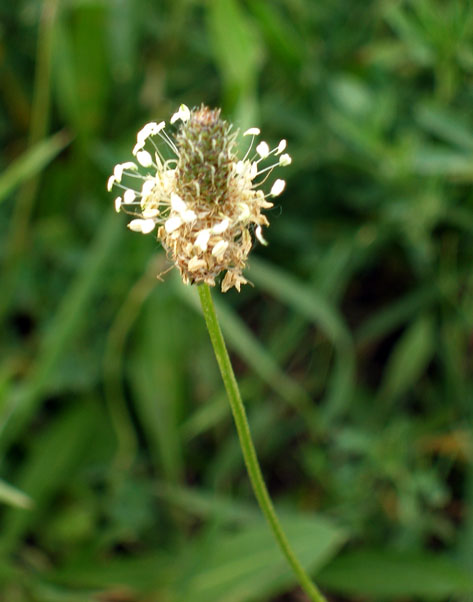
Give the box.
[197,283,327,602]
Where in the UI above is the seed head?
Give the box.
[108,104,291,292]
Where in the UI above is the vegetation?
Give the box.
[1,0,473,600]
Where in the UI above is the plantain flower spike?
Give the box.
[108,104,290,292]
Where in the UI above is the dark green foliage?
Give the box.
[1,0,473,600]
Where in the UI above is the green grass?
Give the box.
[1,0,473,600]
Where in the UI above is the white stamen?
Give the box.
[170,104,190,124]
[250,162,258,180]
[136,150,153,167]
[121,161,138,171]
[147,121,165,136]
[136,123,153,143]
[212,240,229,259]
[128,219,155,234]
[114,197,122,213]
[182,209,197,223]
[107,175,115,191]
[165,216,182,233]
[212,219,229,234]
[123,189,136,203]
[136,123,164,151]
[256,141,270,158]
[195,229,211,251]
[234,160,245,175]
[255,225,268,246]
[243,127,260,136]
[141,180,155,197]
[171,192,187,213]
[279,153,292,166]
[113,164,124,182]
[142,207,159,218]
[270,179,286,196]
[276,139,287,154]
[133,141,144,155]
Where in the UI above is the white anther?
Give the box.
[243,127,260,136]
[141,179,155,197]
[195,229,211,251]
[128,219,155,234]
[107,175,115,191]
[279,153,292,166]
[270,179,286,197]
[256,141,270,158]
[165,216,182,233]
[136,150,153,167]
[123,189,136,203]
[142,207,159,218]
[255,225,268,246]
[182,209,197,223]
[133,141,144,155]
[121,161,138,171]
[212,219,229,234]
[114,197,122,213]
[276,139,287,154]
[171,192,187,213]
[234,160,245,175]
[148,121,165,135]
[113,164,124,182]
[170,104,190,124]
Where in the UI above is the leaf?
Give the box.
[379,314,435,404]
[249,258,356,422]
[0,400,101,555]
[207,0,261,123]
[0,479,33,510]
[318,549,473,598]
[49,552,175,592]
[247,0,304,71]
[0,211,122,455]
[54,5,109,138]
[207,0,261,92]
[412,146,473,179]
[181,515,345,602]
[0,131,70,204]
[416,104,473,151]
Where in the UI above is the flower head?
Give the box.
[108,104,290,292]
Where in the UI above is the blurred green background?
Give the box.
[1,0,473,600]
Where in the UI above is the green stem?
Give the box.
[197,283,327,602]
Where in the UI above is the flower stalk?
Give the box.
[197,283,327,602]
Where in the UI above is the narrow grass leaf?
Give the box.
[249,258,355,420]
[0,479,33,510]
[0,131,69,204]
[207,0,260,92]
[0,211,122,453]
[416,104,473,151]
[0,400,100,555]
[379,314,435,404]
